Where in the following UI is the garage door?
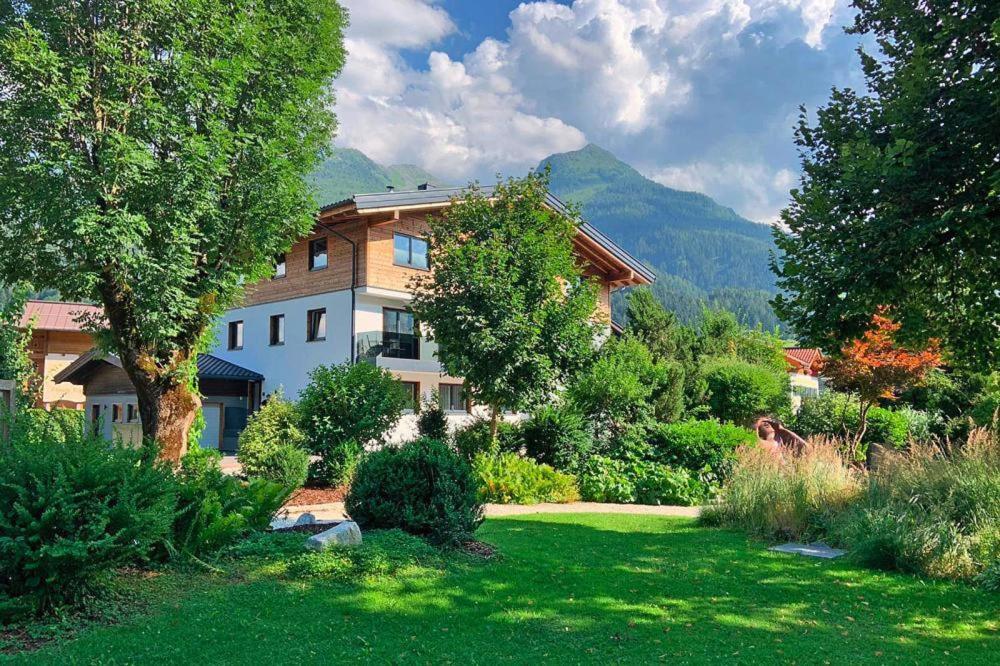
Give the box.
[200,403,222,449]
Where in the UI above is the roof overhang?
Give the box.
[55,350,264,386]
[318,187,654,287]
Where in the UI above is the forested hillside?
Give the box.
[539,144,783,330]
[309,148,442,206]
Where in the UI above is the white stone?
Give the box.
[305,521,362,551]
[769,542,846,559]
[294,512,317,526]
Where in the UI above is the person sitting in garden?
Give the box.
[755,417,807,455]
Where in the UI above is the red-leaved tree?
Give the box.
[823,308,941,462]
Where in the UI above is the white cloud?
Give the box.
[332,0,857,220]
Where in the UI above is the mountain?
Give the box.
[309,148,443,206]
[538,144,783,330]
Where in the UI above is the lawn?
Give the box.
[4,514,998,664]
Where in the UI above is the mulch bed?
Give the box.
[461,540,498,559]
[270,522,342,535]
[285,485,348,506]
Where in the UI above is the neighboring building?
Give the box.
[55,350,263,451]
[20,300,102,409]
[210,186,654,440]
[784,347,825,410]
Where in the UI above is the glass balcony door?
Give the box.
[382,308,419,360]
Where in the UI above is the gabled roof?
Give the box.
[784,347,824,373]
[20,300,102,332]
[55,350,263,386]
[320,186,656,285]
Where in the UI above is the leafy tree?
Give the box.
[410,172,598,441]
[700,357,791,427]
[773,0,1000,367]
[0,2,347,460]
[696,309,787,374]
[0,285,41,405]
[823,309,941,461]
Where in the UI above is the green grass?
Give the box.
[4,514,999,664]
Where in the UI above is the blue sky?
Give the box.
[334,0,867,223]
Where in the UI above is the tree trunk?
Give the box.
[126,361,201,464]
[489,405,500,446]
[857,401,872,468]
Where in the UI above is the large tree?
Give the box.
[410,173,599,440]
[773,0,999,368]
[0,1,346,459]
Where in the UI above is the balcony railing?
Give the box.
[356,331,420,361]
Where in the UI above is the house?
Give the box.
[210,186,653,440]
[49,185,653,447]
[784,347,824,410]
[20,300,102,409]
[54,350,263,451]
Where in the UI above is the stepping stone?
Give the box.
[770,542,846,559]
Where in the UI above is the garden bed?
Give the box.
[285,485,348,506]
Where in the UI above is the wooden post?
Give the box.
[0,378,16,441]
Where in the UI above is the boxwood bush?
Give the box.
[472,451,580,504]
[648,418,756,484]
[520,404,593,470]
[346,438,484,546]
[237,392,310,490]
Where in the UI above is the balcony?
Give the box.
[357,331,420,362]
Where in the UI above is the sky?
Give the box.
[333,0,868,224]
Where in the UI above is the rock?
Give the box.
[294,512,317,526]
[305,521,362,551]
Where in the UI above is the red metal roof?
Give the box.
[784,347,824,371]
[20,300,102,332]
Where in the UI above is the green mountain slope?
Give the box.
[309,148,443,206]
[539,144,783,330]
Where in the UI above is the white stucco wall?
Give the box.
[210,290,354,398]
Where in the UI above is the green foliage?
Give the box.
[833,437,1000,584]
[696,309,788,373]
[237,393,309,490]
[280,529,443,581]
[346,438,484,547]
[648,419,756,485]
[5,408,85,446]
[452,419,520,463]
[171,446,291,557]
[0,429,176,616]
[519,405,593,471]
[472,452,580,505]
[577,456,706,506]
[791,392,915,454]
[0,286,39,403]
[298,362,407,485]
[700,357,791,426]
[0,1,347,447]
[410,172,598,422]
[416,391,450,442]
[773,1,1000,367]
[540,144,783,331]
[567,335,668,438]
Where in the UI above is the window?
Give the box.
[90,404,101,434]
[307,308,326,342]
[393,233,429,270]
[274,253,286,279]
[126,404,139,423]
[309,237,327,270]
[383,308,418,359]
[440,383,466,412]
[111,403,123,423]
[269,314,285,346]
[400,381,420,410]
[228,320,244,350]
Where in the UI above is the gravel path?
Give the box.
[274,501,701,527]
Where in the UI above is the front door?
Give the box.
[200,403,223,449]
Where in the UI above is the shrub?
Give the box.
[832,431,1000,583]
[577,456,706,506]
[171,446,292,557]
[298,362,407,485]
[864,407,909,449]
[417,390,450,441]
[700,357,791,426]
[701,442,861,541]
[0,431,176,616]
[648,418,756,484]
[346,438,484,547]
[792,392,910,457]
[472,451,580,504]
[566,335,668,438]
[6,407,85,446]
[520,404,593,470]
[453,418,520,462]
[237,393,310,489]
